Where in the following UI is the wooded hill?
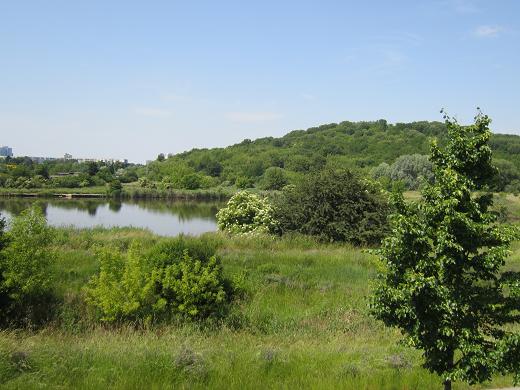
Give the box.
[143,120,520,191]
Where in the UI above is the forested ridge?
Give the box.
[144,119,520,191]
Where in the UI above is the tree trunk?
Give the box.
[444,349,454,390]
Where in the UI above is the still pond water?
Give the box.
[0,198,223,236]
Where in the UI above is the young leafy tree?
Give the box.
[372,110,520,390]
[0,214,9,313]
[1,207,55,326]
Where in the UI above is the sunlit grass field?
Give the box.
[1,223,520,389]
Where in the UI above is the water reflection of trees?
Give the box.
[127,199,222,221]
[0,199,49,217]
[0,198,222,221]
[44,199,105,216]
[108,200,122,212]
[1,199,106,217]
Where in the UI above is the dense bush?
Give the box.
[84,245,145,322]
[106,179,123,197]
[491,158,520,192]
[181,173,204,190]
[50,175,83,188]
[216,191,278,234]
[144,237,220,269]
[260,167,288,190]
[235,176,255,189]
[273,169,390,245]
[158,252,227,318]
[85,237,229,322]
[0,207,55,326]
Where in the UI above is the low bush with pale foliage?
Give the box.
[216,191,278,234]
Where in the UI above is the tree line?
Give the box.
[3,119,520,193]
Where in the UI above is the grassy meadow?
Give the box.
[1,224,520,389]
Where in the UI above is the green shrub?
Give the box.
[155,252,227,318]
[84,244,147,322]
[85,237,229,323]
[273,169,390,245]
[260,167,288,190]
[0,207,55,326]
[50,175,83,188]
[106,179,123,197]
[143,236,218,269]
[235,176,255,189]
[491,158,520,191]
[216,191,278,234]
[181,173,203,190]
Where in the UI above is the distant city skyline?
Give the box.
[0,145,129,163]
[1,0,519,162]
[0,146,13,158]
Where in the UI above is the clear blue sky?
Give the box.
[1,0,519,162]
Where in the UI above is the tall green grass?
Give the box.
[0,228,517,389]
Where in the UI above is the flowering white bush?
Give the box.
[216,191,278,234]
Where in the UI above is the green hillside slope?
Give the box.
[142,120,520,190]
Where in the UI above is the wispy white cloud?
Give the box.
[359,47,408,76]
[225,111,282,123]
[342,32,417,77]
[452,0,480,14]
[161,93,190,102]
[423,0,480,15]
[134,107,172,118]
[301,93,315,101]
[368,32,424,47]
[474,25,503,38]
[380,48,405,65]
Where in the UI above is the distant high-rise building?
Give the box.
[0,146,13,157]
